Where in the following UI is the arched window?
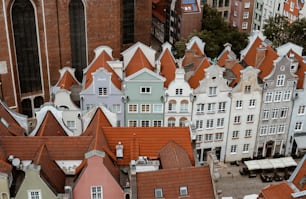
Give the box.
[167,117,176,127]
[69,0,86,82]
[179,117,187,127]
[21,98,32,117]
[12,0,42,94]
[168,100,176,112]
[180,100,189,112]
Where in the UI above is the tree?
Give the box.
[174,4,248,58]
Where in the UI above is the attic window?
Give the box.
[212,76,216,80]
[1,117,9,128]
[116,142,124,159]
[179,186,188,196]
[98,87,108,96]
[299,176,306,188]
[155,188,163,198]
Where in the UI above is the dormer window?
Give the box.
[140,87,151,94]
[179,186,188,196]
[155,188,163,198]
[116,142,124,159]
[98,87,108,96]
[276,75,285,87]
[175,88,183,95]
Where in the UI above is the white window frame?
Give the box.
[298,105,306,115]
[207,103,215,113]
[245,129,252,137]
[269,125,277,135]
[243,12,249,19]
[128,104,138,113]
[280,107,288,118]
[230,145,237,153]
[179,186,188,196]
[271,108,279,119]
[265,92,273,103]
[91,186,103,199]
[196,120,204,129]
[278,125,285,134]
[175,88,183,95]
[283,90,291,101]
[218,102,226,112]
[295,122,303,131]
[235,100,242,109]
[141,120,150,127]
[128,120,138,127]
[215,132,223,141]
[140,104,151,113]
[243,144,250,153]
[98,87,108,96]
[205,134,213,142]
[263,110,269,120]
[155,188,163,198]
[260,126,268,136]
[242,22,248,30]
[168,118,176,127]
[168,101,176,112]
[152,104,163,113]
[66,120,76,129]
[249,99,256,108]
[216,118,224,128]
[140,86,151,94]
[112,104,121,113]
[180,101,188,112]
[206,119,214,129]
[28,190,41,199]
[232,130,239,138]
[196,103,205,114]
[274,91,282,102]
[246,114,254,123]
[209,87,217,96]
[276,75,285,86]
[244,2,250,8]
[153,120,162,127]
[234,115,241,124]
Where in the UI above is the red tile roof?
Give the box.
[0,102,25,136]
[292,157,306,191]
[160,48,177,88]
[0,159,12,174]
[35,111,68,136]
[137,166,214,199]
[152,0,166,23]
[83,108,113,134]
[57,70,79,91]
[260,182,294,199]
[290,50,306,89]
[159,141,192,169]
[125,48,154,77]
[191,42,204,56]
[229,62,244,87]
[85,51,122,90]
[187,57,211,89]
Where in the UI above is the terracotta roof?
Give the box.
[290,50,306,89]
[84,51,121,90]
[260,182,293,199]
[33,144,66,193]
[292,157,306,191]
[35,111,68,136]
[187,57,211,89]
[160,48,177,88]
[218,50,230,67]
[152,0,166,23]
[101,127,194,166]
[125,48,154,77]
[229,62,244,87]
[137,166,214,199]
[57,70,79,91]
[159,141,192,169]
[0,159,12,174]
[83,108,113,135]
[191,42,204,56]
[242,37,263,66]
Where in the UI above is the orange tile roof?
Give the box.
[83,108,113,134]
[152,0,166,23]
[57,70,79,91]
[85,51,122,90]
[260,182,293,199]
[159,141,192,169]
[0,159,12,174]
[33,144,66,193]
[229,62,244,87]
[292,157,306,191]
[101,127,194,166]
[137,166,214,199]
[290,50,306,89]
[243,37,263,66]
[160,48,177,88]
[0,102,25,136]
[125,48,154,77]
[35,111,68,136]
[188,57,211,89]
[191,42,204,56]
[217,51,229,67]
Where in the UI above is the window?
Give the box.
[141,120,150,127]
[140,87,151,94]
[263,110,269,120]
[152,104,162,113]
[247,115,254,123]
[179,186,188,196]
[207,103,215,112]
[128,120,137,127]
[249,99,256,108]
[180,100,188,112]
[28,190,41,199]
[98,87,107,96]
[205,134,213,141]
[141,104,151,113]
[153,120,162,127]
[218,0,223,7]
[218,102,226,112]
[234,116,241,124]
[179,117,187,127]
[168,117,175,127]
[298,105,306,115]
[225,0,229,6]
[217,118,224,128]
[260,126,268,136]
[243,144,250,152]
[277,75,285,86]
[67,120,76,129]
[215,132,223,140]
[168,100,176,112]
[245,129,252,137]
[280,107,288,118]
[230,145,237,153]
[278,125,285,134]
[209,87,217,96]
[175,88,183,95]
[213,0,217,7]
[128,104,138,113]
[242,22,248,30]
[112,104,121,113]
[196,103,204,114]
[283,90,291,101]
[245,85,251,93]
[271,108,279,119]
[196,134,202,142]
[269,125,277,135]
[274,91,282,102]
[91,186,102,199]
[206,119,214,129]
[243,12,249,19]
[196,120,203,129]
[236,100,242,109]
[232,130,239,138]
[155,188,163,198]
[244,2,250,8]
[265,92,273,103]
[295,122,303,131]
[123,0,134,44]
[290,1,294,11]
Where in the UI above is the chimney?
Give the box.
[255,45,266,68]
[116,141,124,159]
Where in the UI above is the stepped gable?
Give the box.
[35,111,68,136]
[159,44,177,88]
[33,144,65,194]
[101,127,194,166]
[125,48,154,77]
[289,50,306,89]
[159,141,192,169]
[187,57,211,89]
[84,47,121,90]
[137,166,214,199]
[0,101,25,136]
[56,67,80,91]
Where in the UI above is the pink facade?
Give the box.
[73,154,124,199]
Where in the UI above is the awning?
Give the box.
[281,157,297,167]
[244,157,297,170]
[270,158,285,169]
[244,160,260,171]
[257,159,273,170]
[295,136,306,149]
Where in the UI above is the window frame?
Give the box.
[155,188,163,198]
[128,104,138,113]
[28,190,41,199]
[98,87,108,96]
[91,186,103,199]
[140,86,151,94]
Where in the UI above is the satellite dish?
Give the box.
[12,158,20,167]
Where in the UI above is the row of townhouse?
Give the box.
[51,31,306,164]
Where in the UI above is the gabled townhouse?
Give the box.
[276,42,306,157]
[283,0,305,23]
[80,46,124,127]
[225,66,262,162]
[256,55,298,158]
[193,63,232,162]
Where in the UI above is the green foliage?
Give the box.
[174,4,248,58]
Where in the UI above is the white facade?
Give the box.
[225,66,262,162]
[193,64,232,162]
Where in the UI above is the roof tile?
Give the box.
[125,48,154,77]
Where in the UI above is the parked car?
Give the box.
[260,173,273,182]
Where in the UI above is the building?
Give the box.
[230,0,254,32]
[205,0,231,22]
